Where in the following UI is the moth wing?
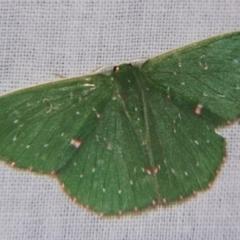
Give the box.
[142,31,240,126]
[58,91,157,215]
[0,74,113,173]
[143,88,225,202]
[138,32,240,203]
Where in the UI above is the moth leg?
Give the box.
[53,73,67,79]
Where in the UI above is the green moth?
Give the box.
[0,32,240,216]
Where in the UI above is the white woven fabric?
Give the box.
[0,1,239,239]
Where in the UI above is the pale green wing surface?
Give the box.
[58,92,156,214]
[0,74,113,173]
[57,66,160,214]
[144,87,225,202]
[142,31,240,126]
[138,31,240,204]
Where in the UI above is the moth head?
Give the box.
[111,63,140,91]
[113,63,133,72]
